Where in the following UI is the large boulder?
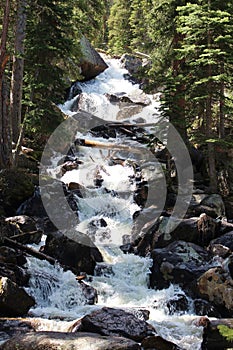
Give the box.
[0,277,35,317]
[79,36,108,81]
[150,240,213,290]
[201,319,233,350]
[0,332,141,350]
[196,263,233,315]
[79,307,155,342]
[42,231,102,275]
[133,214,220,257]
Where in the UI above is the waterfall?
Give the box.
[25,55,203,349]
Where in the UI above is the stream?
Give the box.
[25,56,203,349]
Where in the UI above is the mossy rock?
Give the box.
[0,169,35,216]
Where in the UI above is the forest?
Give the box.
[1,1,233,348]
[0,0,232,197]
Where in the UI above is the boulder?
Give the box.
[197,264,233,315]
[0,247,29,286]
[120,54,143,76]
[142,335,182,350]
[105,90,151,106]
[17,179,79,232]
[0,277,35,317]
[201,319,233,350]
[0,169,35,216]
[0,318,35,344]
[208,231,233,252]
[193,299,222,318]
[166,294,189,315]
[79,36,108,81]
[149,214,220,248]
[43,231,102,275]
[200,194,225,217]
[4,216,42,245]
[0,332,141,350]
[150,241,213,290]
[79,307,155,342]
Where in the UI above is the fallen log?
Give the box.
[201,318,233,350]
[75,138,146,154]
[4,237,56,265]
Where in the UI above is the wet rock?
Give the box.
[150,240,213,290]
[152,214,220,248]
[105,90,150,106]
[5,216,37,234]
[142,335,182,350]
[0,263,29,287]
[0,247,29,286]
[208,231,233,252]
[201,319,233,350]
[4,216,42,245]
[197,265,233,315]
[0,318,35,344]
[79,36,108,81]
[79,307,155,342]
[193,299,222,318]
[43,231,102,275]
[0,331,141,350]
[120,54,143,76]
[17,179,79,232]
[79,282,98,305]
[166,294,189,315]
[117,105,143,120]
[0,277,35,317]
[0,169,34,216]
[0,247,26,266]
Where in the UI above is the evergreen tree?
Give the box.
[129,0,152,53]
[176,0,233,190]
[108,0,133,54]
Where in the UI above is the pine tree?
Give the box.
[108,0,133,54]
[176,0,233,190]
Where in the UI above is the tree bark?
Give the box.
[4,237,57,265]
[10,0,27,144]
[0,0,12,169]
[219,61,225,139]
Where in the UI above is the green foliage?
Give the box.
[108,0,133,54]
[218,325,233,342]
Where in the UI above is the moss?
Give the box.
[218,325,233,342]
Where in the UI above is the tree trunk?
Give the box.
[219,61,225,139]
[206,7,217,193]
[0,0,12,169]
[10,0,27,144]
[171,31,188,144]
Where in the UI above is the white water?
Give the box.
[26,56,203,349]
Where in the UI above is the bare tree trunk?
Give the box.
[10,0,27,144]
[0,0,12,169]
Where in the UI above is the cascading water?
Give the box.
[25,55,203,349]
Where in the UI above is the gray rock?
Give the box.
[79,36,108,81]
[0,277,35,317]
[0,331,141,350]
[150,240,213,290]
[79,307,155,342]
[43,230,102,275]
